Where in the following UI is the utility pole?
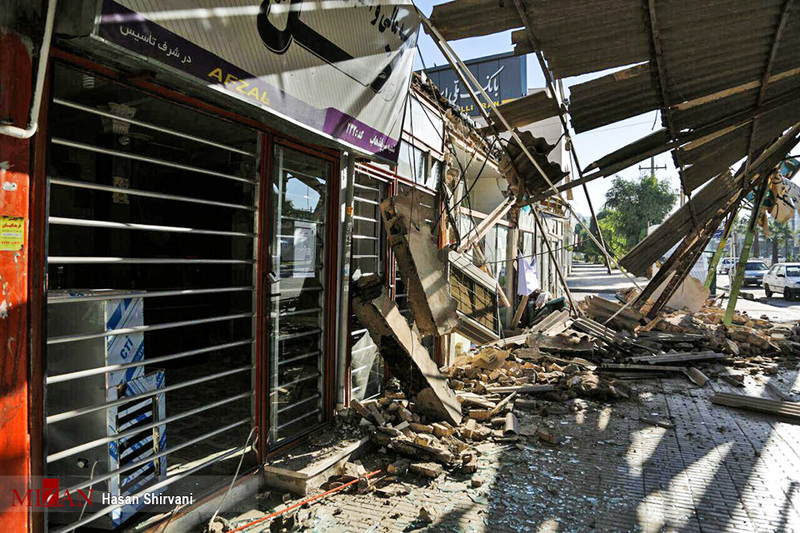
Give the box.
[639,156,668,177]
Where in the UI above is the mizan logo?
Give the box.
[12,478,92,508]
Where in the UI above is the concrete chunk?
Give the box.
[352,276,462,426]
[410,462,443,478]
[381,194,459,337]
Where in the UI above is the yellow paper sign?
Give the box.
[0,216,24,251]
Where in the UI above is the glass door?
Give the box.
[268,145,331,445]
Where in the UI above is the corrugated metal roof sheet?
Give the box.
[430,0,800,196]
[479,90,561,133]
[500,130,568,200]
[569,63,660,133]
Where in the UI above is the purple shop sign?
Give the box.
[96,0,419,162]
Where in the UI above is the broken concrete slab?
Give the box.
[381,193,459,337]
[410,462,444,478]
[351,276,462,425]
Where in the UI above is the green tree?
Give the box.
[603,174,677,246]
[769,219,794,263]
[579,174,676,261]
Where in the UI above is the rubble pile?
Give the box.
[333,289,800,492]
[616,287,800,362]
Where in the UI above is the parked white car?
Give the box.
[763,262,800,300]
[718,257,736,274]
[730,260,768,286]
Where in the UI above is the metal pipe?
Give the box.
[724,174,771,325]
[50,177,257,211]
[336,154,354,409]
[51,138,256,183]
[48,257,253,264]
[705,209,738,288]
[58,418,251,498]
[278,393,321,414]
[47,286,253,304]
[0,0,57,138]
[272,307,322,318]
[277,372,321,390]
[276,328,322,342]
[52,98,256,156]
[47,391,253,463]
[47,312,253,344]
[47,365,252,423]
[48,216,255,237]
[277,409,321,430]
[51,443,251,533]
[46,339,253,384]
[277,350,321,367]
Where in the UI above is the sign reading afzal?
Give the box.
[423,52,527,117]
[97,0,420,162]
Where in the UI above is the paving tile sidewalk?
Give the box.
[227,368,800,533]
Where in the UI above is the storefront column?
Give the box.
[0,32,33,533]
[335,152,356,409]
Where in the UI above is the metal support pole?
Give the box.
[724,174,771,325]
[531,208,576,312]
[705,210,738,288]
[511,2,612,274]
[420,12,641,291]
[335,152,356,410]
[505,225,519,328]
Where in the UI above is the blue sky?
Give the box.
[412,0,681,217]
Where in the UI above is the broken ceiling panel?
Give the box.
[429,0,800,205]
[479,90,561,134]
[678,102,800,191]
[429,0,648,78]
[656,0,785,103]
[427,0,521,41]
[568,63,660,133]
[584,129,671,177]
[510,0,650,78]
[500,130,568,200]
[381,194,459,338]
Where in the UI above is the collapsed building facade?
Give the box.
[3,0,800,532]
[0,2,574,532]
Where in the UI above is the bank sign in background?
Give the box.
[423,52,527,117]
[97,0,420,162]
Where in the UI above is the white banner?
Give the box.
[97,0,420,161]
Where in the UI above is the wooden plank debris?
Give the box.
[485,384,555,394]
[584,295,643,331]
[627,351,725,364]
[710,393,800,421]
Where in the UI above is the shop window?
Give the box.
[268,146,332,445]
[397,141,427,185]
[349,173,387,400]
[45,63,258,530]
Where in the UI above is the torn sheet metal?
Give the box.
[568,63,659,133]
[381,193,459,337]
[500,130,568,201]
